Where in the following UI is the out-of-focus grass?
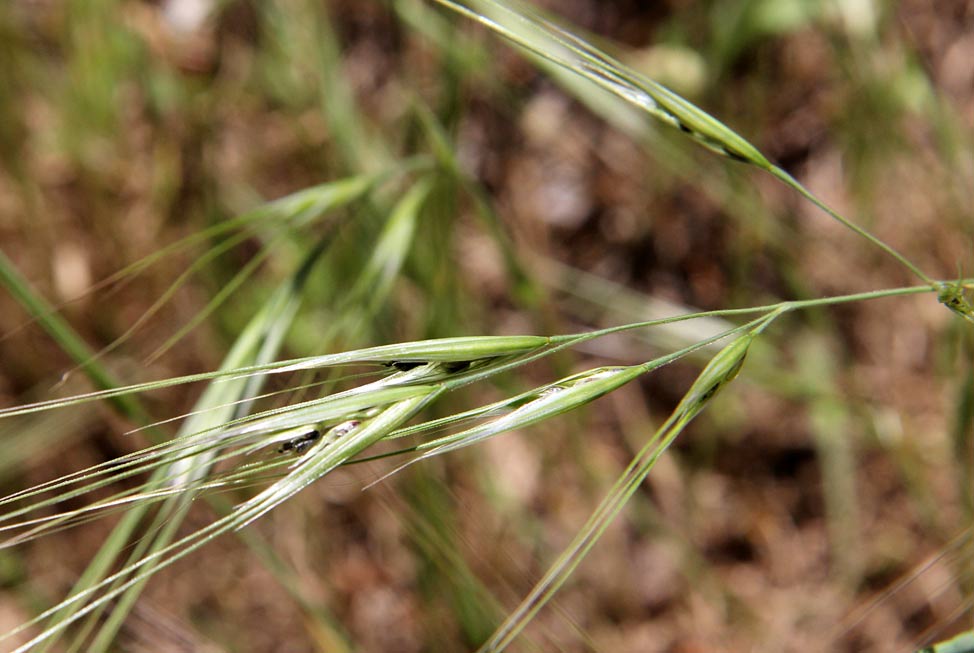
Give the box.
[0,0,971,651]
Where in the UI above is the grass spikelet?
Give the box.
[271,335,552,374]
[669,322,755,419]
[477,322,767,652]
[436,0,936,288]
[437,0,769,166]
[233,389,440,528]
[937,281,974,325]
[368,365,648,484]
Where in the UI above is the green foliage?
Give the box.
[0,0,970,651]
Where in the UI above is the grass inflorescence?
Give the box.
[0,0,971,651]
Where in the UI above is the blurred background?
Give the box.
[0,0,972,651]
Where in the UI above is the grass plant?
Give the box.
[0,0,971,651]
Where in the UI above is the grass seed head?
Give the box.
[937,281,974,324]
[676,332,754,419]
[423,365,646,456]
[273,335,550,374]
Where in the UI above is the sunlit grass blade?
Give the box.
[271,335,553,374]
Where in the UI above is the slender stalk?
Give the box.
[769,166,936,286]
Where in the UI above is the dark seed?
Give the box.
[279,429,321,454]
[698,382,721,403]
[388,361,424,371]
[721,147,750,163]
